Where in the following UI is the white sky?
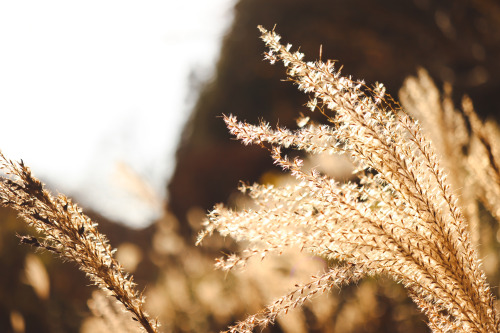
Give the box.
[0,1,235,228]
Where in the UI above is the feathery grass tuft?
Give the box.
[0,151,160,333]
[198,26,500,333]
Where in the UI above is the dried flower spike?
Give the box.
[200,26,500,333]
[0,151,160,333]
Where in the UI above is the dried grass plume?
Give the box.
[0,152,160,333]
[198,26,500,333]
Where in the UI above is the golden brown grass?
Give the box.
[0,152,160,333]
[2,25,500,333]
[198,26,500,333]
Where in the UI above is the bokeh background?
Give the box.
[0,0,235,228]
[2,0,500,332]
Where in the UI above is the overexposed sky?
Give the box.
[0,1,235,227]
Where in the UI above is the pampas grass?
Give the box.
[0,152,160,333]
[2,25,500,333]
[198,26,500,333]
